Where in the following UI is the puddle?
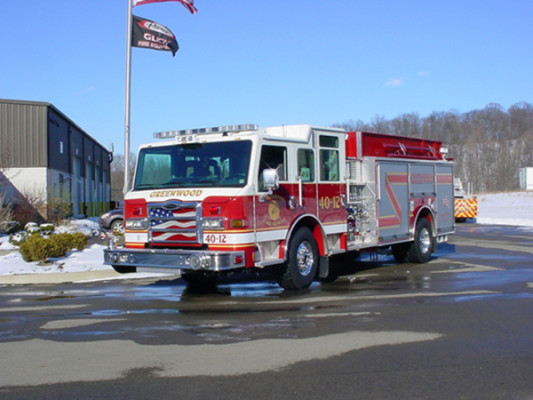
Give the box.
[449,292,533,303]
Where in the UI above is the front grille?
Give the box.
[147,201,202,245]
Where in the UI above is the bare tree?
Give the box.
[110,153,136,205]
[335,102,533,193]
[0,143,15,228]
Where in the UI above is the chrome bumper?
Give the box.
[104,247,246,272]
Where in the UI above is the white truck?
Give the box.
[454,178,478,222]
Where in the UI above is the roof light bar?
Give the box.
[154,123,258,139]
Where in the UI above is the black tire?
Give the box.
[391,243,409,263]
[181,271,217,287]
[112,265,136,274]
[406,218,434,263]
[277,227,319,289]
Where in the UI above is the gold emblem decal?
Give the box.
[149,189,203,198]
[263,195,286,227]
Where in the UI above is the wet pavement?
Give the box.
[1,223,533,399]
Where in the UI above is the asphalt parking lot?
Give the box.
[1,224,532,399]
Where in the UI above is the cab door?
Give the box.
[316,134,346,232]
[254,144,293,240]
[296,148,317,215]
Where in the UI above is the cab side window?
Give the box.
[319,135,339,181]
[258,145,287,190]
[297,149,315,182]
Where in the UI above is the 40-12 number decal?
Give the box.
[319,196,342,210]
[204,234,227,244]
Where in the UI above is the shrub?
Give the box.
[18,232,89,262]
[48,233,72,258]
[0,220,19,234]
[69,232,88,251]
[25,222,39,233]
[0,192,16,231]
[39,223,55,233]
[19,233,49,262]
[9,231,28,246]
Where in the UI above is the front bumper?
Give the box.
[104,247,246,272]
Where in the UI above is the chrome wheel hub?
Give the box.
[296,241,314,277]
[419,228,432,254]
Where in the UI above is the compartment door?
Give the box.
[377,162,409,242]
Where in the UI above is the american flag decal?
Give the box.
[148,202,200,244]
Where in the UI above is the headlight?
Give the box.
[202,218,224,230]
[125,218,148,230]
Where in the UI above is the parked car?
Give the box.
[98,208,124,233]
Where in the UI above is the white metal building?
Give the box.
[0,99,112,220]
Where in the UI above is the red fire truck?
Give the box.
[104,124,454,289]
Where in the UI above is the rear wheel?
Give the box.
[391,243,409,263]
[406,218,434,263]
[277,227,318,289]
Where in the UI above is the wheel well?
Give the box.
[415,207,435,236]
[286,215,326,258]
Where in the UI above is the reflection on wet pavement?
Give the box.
[1,223,532,346]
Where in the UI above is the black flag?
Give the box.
[131,15,179,56]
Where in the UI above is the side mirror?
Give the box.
[263,169,279,192]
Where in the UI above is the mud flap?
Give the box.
[318,255,329,278]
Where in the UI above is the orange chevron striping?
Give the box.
[454,198,478,218]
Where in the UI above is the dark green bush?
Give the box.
[69,232,88,251]
[19,233,49,262]
[39,223,55,233]
[18,232,89,262]
[48,233,72,258]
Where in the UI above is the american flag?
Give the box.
[149,206,197,243]
[133,0,198,14]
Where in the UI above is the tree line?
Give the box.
[109,102,533,198]
[334,102,533,193]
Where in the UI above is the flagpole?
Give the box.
[123,0,133,195]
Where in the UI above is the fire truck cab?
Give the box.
[104,124,454,289]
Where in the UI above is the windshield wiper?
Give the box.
[194,179,217,185]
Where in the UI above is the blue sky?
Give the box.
[2,0,532,155]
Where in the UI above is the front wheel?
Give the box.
[181,271,217,287]
[277,227,318,289]
[112,265,136,274]
[406,218,434,263]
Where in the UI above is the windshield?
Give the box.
[133,140,252,190]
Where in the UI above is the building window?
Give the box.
[59,141,64,154]
[59,174,64,198]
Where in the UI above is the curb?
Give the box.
[0,270,122,285]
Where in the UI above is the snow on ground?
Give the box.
[476,191,533,227]
[0,242,109,276]
[1,192,532,277]
[0,218,112,277]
